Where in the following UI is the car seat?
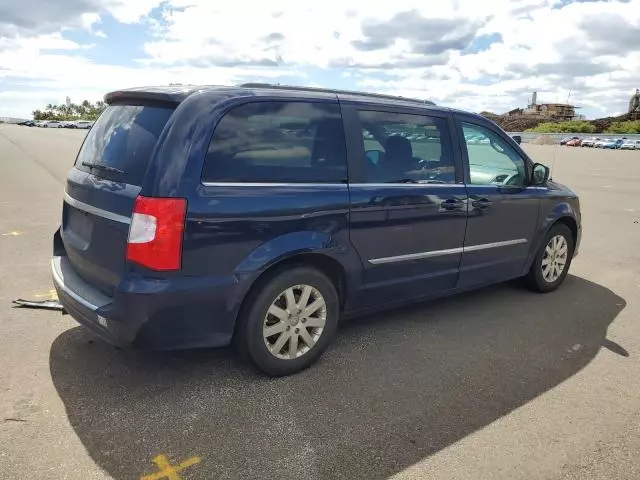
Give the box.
[378,135,418,181]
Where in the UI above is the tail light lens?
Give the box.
[126,196,187,271]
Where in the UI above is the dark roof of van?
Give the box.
[105,83,436,107]
[103,84,490,125]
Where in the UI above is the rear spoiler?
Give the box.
[104,86,197,105]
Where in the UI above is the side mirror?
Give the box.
[531,163,550,186]
[365,150,382,165]
[512,135,522,145]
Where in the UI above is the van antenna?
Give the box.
[549,139,557,181]
[548,89,572,181]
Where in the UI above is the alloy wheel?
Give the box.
[541,234,568,283]
[263,285,327,360]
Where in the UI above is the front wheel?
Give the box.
[524,224,574,293]
[235,266,339,376]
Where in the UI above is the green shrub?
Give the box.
[527,121,596,133]
[605,121,640,134]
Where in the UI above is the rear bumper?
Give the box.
[52,255,243,349]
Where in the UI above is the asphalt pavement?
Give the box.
[1,124,640,480]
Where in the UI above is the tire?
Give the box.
[235,266,339,376]
[524,223,574,293]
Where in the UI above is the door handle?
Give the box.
[440,198,465,211]
[471,198,493,209]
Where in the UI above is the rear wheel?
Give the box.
[524,224,574,293]
[235,266,339,376]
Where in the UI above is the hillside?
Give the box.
[480,111,639,133]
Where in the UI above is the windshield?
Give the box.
[75,104,174,185]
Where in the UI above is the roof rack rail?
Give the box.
[238,82,436,106]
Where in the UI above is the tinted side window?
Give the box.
[461,122,527,186]
[358,110,456,184]
[202,101,347,184]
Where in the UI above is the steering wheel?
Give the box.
[490,138,505,154]
[498,173,520,186]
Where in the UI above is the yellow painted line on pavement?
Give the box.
[140,454,201,480]
[34,289,58,301]
[1,231,25,237]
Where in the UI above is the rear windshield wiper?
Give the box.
[81,161,125,175]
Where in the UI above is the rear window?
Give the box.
[75,104,174,185]
[202,101,347,184]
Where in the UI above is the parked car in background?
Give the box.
[620,140,640,150]
[74,120,94,129]
[580,137,598,147]
[560,136,579,145]
[566,138,582,146]
[52,83,582,376]
[18,120,36,127]
[594,139,608,148]
[61,121,77,128]
[43,121,63,128]
[601,139,624,149]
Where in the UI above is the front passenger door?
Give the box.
[347,107,468,308]
[457,119,541,288]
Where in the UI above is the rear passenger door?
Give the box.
[343,104,468,308]
[183,100,356,283]
[456,118,540,288]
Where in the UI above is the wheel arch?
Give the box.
[232,252,349,338]
[554,215,578,248]
[525,211,579,274]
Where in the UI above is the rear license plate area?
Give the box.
[66,209,93,242]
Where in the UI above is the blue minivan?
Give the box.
[52,84,581,375]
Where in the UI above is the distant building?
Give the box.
[524,103,578,120]
[506,108,524,117]
[521,91,579,120]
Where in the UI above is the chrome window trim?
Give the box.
[64,192,131,225]
[201,182,348,187]
[468,184,548,190]
[201,182,463,188]
[201,182,546,189]
[368,238,528,265]
[350,183,464,188]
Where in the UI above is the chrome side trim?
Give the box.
[462,238,528,252]
[368,238,528,265]
[369,247,464,265]
[64,192,131,225]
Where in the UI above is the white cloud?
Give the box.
[0,0,639,118]
[142,1,493,68]
[102,0,164,24]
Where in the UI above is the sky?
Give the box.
[0,0,639,120]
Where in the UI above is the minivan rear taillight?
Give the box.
[126,196,187,271]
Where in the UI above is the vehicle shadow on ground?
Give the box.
[50,275,626,480]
